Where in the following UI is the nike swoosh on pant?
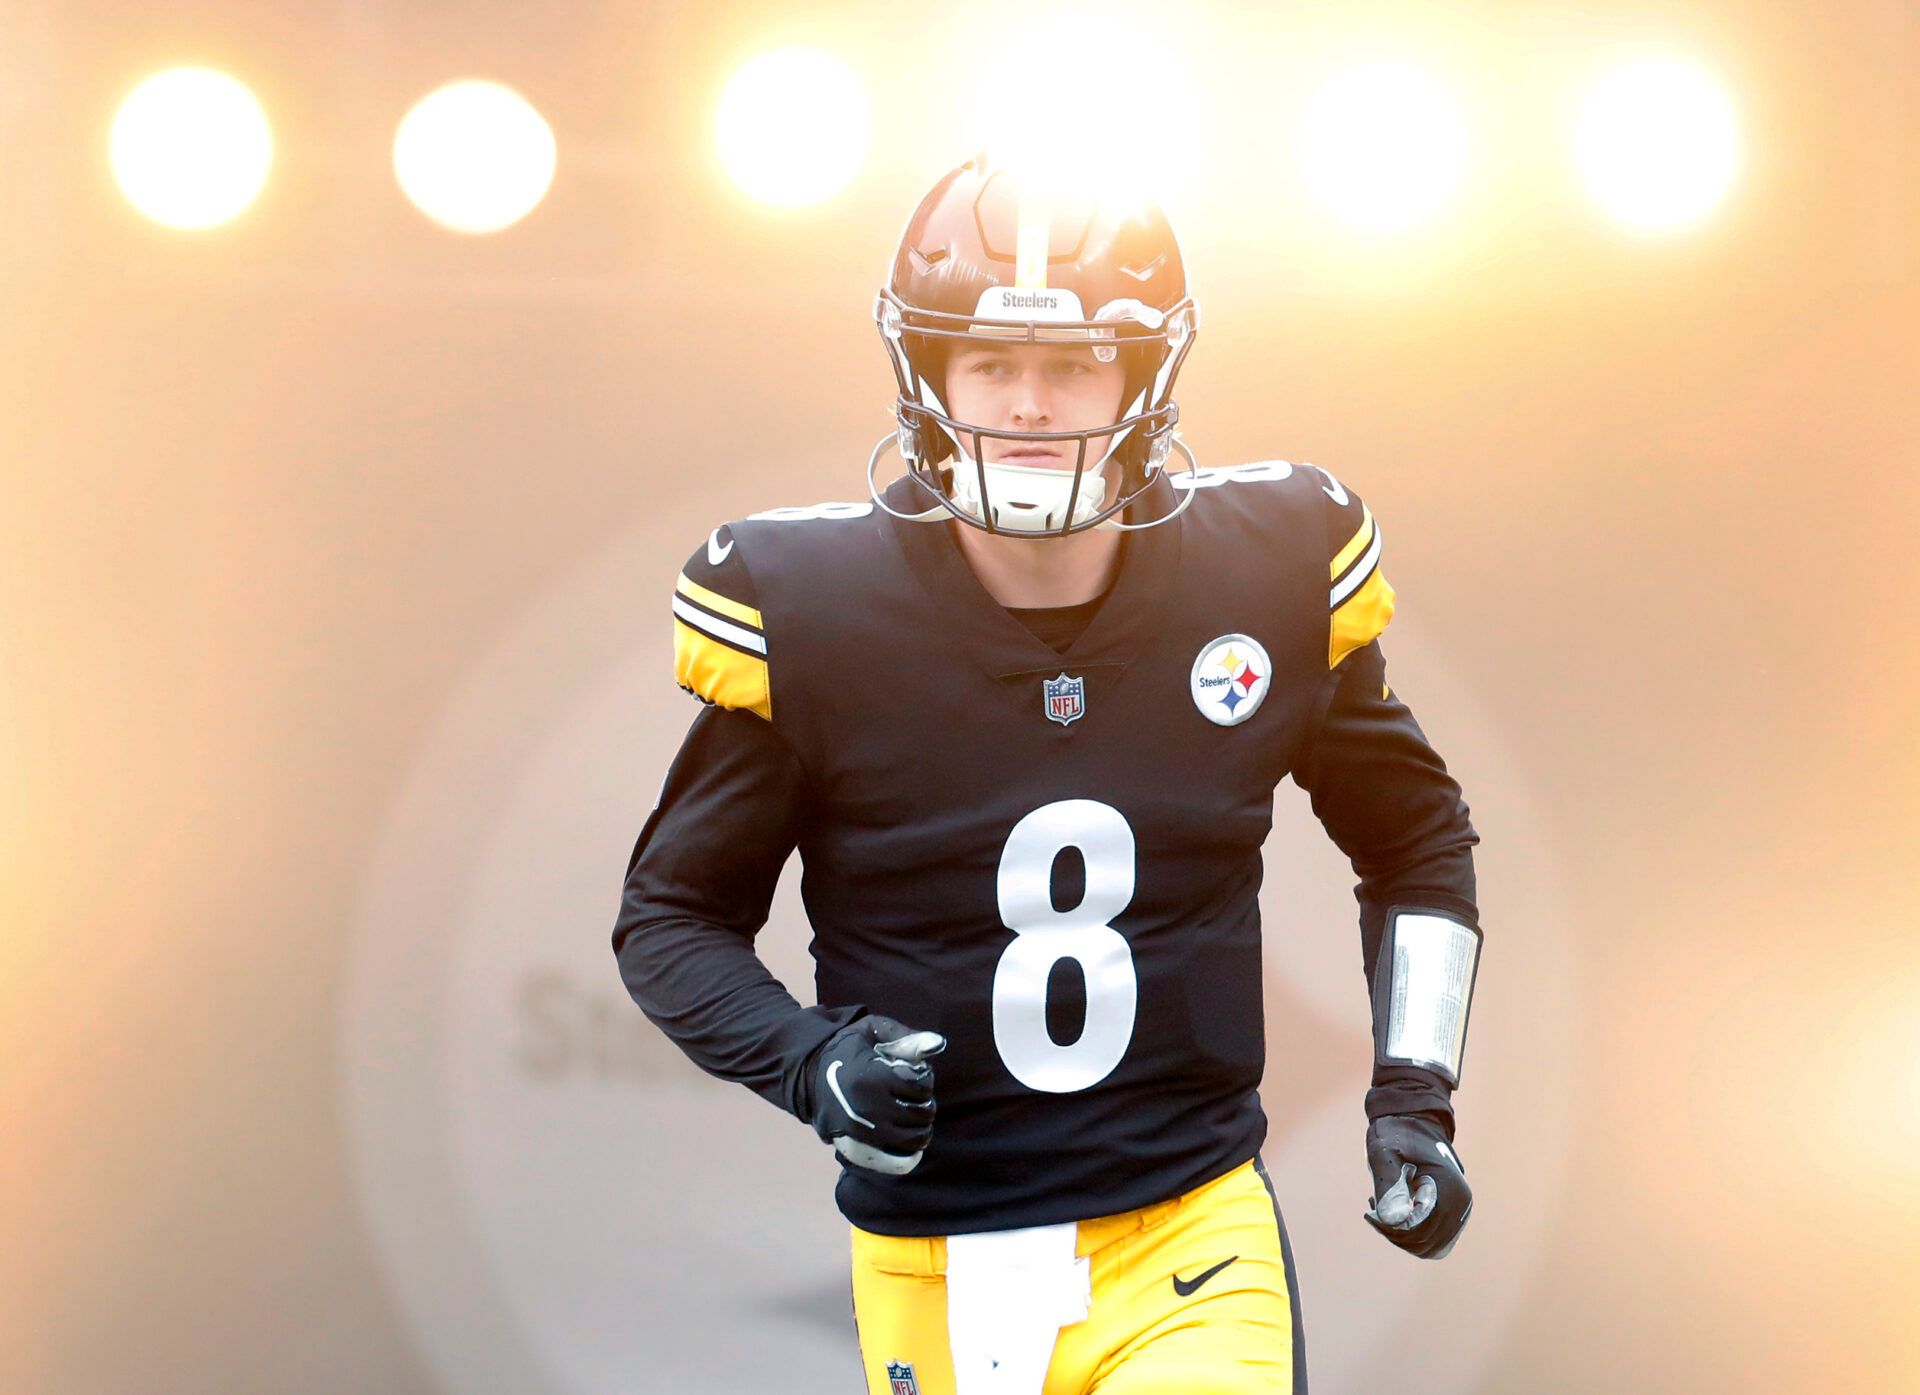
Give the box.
[1171,1255,1239,1296]
[707,529,733,565]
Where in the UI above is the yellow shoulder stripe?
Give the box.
[674,620,771,719]
[1330,504,1375,581]
[676,572,762,630]
[1330,567,1395,669]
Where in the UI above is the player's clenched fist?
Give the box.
[1363,1114,1474,1259]
[803,1015,946,1175]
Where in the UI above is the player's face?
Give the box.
[944,342,1128,471]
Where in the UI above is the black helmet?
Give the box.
[874,154,1199,535]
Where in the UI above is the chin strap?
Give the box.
[866,431,949,522]
[1100,437,1201,531]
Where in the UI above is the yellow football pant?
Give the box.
[850,1157,1306,1394]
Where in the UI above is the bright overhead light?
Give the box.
[716,48,871,208]
[1578,60,1739,231]
[966,9,1201,209]
[110,67,273,230]
[1300,63,1468,234]
[394,80,557,235]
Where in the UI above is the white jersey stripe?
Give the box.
[671,595,768,655]
[1330,522,1383,609]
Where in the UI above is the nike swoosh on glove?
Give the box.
[1364,1113,1474,1259]
[805,1015,946,1176]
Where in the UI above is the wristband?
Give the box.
[1371,906,1482,1088]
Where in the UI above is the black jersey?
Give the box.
[616,463,1479,1236]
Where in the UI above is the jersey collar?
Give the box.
[879,471,1183,682]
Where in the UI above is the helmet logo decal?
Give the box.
[1190,634,1272,727]
[973,285,1085,323]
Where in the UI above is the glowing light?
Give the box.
[110,68,272,230]
[1299,63,1467,234]
[393,80,557,235]
[967,10,1201,209]
[1578,60,1738,230]
[1014,186,1050,289]
[716,48,870,208]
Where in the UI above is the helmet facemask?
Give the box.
[878,288,1196,537]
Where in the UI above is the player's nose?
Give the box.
[1007,369,1052,428]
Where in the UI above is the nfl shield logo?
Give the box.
[1043,673,1086,726]
[887,1360,920,1395]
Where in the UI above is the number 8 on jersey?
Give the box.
[992,799,1139,1093]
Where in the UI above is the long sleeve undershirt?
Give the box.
[612,704,856,1119]
[1291,638,1480,1132]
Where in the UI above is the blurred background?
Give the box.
[2,1,1916,1391]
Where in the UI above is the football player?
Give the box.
[614,154,1483,1395]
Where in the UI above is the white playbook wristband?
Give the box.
[1371,906,1483,1088]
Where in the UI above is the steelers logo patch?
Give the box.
[1190,633,1272,727]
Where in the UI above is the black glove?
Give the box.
[803,1015,945,1176]
[1364,1113,1473,1259]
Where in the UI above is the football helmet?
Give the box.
[871,155,1200,536]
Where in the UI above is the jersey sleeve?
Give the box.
[1296,641,1480,1125]
[1317,467,1397,670]
[672,524,772,720]
[1296,472,1479,1127]
[612,703,861,1117]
